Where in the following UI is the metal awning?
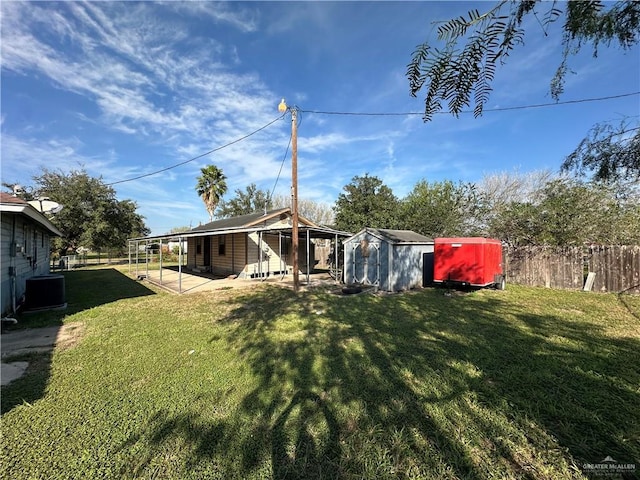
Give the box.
[128,224,352,242]
[127,224,352,293]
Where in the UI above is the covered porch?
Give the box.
[128,224,350,294]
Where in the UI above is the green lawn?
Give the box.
[1,268,638,479]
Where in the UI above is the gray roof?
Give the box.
[129,207,352,242]
[351,228,433,244]
[191,208,290,232]
[189,208,353,240]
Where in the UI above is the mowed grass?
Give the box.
[1,268,639,479]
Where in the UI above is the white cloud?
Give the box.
[0,134,111,183]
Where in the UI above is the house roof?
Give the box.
[190,208,308,232]
[0,192,28,205]
[129,207,351,242]
[347,228,434,245]
[0,193,62,236]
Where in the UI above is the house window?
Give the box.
[24,224,33,257]
[196,238,202,255]
[218,235,226,256]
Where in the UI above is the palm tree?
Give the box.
[195,165,227,222]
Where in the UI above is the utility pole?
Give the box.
[279,99,300,292]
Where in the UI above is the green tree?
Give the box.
[487,201,543,246]
[407,1,639,119]
[216,183,271,218]
[32,169,149,255]
[487,177,640,245]
[561,120,640,181]
[399,180,481,237]
[537,178,640,245]
[407,1,640,180]
[195,165,227,222]
[334,174,400,233]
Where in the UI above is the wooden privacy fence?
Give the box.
[588,245,640,293]
[504,246,583,290]
[504,245,640,293]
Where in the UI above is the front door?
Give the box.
[204,237,211,267]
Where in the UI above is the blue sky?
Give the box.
[2,1,638,235]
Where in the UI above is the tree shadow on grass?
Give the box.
[270,390,341,480]
[120,285,640,479]
[117,407,228,478]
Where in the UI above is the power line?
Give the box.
[105,91,638,187]
[268,129,292,209]
[300,91,640,117]
[106,113,285,186]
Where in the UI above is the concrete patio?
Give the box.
[134,267,340,294]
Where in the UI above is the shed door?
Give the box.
[422,252,434,287]
[351,240,380,286]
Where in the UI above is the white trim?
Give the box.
[0,203,62,236]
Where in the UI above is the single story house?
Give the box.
[343,228,434,292]
[1,192,62,315]
[129,207,351,282]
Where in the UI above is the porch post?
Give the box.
[135,240,139,277]
[257,232,261,279]
[145,240,149,279]
[128,241,131,275]
[305,230,310,284]
[334,233,339,284]
[231,233,235,273]
[159,238,163,284]
[178,236,183,294]
[279,232,284,278]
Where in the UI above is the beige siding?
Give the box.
[211,233,247,275]
[182,212,317,277]
[244,232,288,278]
[186,238,196,268]
[243,230,315,278]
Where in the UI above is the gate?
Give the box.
[351,240,380,286]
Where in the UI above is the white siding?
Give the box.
[1,213,53,315]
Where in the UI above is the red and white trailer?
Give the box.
[433,237,505,289]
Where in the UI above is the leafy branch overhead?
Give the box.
[562,122,640,181]
[407,1,640,120]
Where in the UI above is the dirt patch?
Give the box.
[1,321,86,387]
[55,321,86,351]
[1,321,86,359]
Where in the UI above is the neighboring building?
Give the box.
[130,208,351,280]
[1,193,62,315]
[344,228,434,292]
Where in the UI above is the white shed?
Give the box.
[343,228,434,292]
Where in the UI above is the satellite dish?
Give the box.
[28,199,64,215]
